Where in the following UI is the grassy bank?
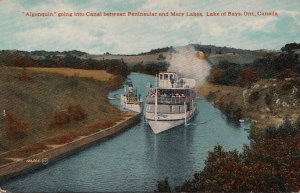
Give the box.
[0,67,126,166]
[198,78,300,137]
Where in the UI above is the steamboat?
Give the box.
[145,72,197,134]
[120,79,142,113]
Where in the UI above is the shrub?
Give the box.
[18,72,32,81]
[207,91,218,101]
[249,91,260,104]
[281,82,293,93]
[107,75,125,89]
[44,134,78,145]
[279,69,297,79]
[208,61,241,86]
[222,102,242,121]
[52,111,70,126]
[50,105,87,127]
[155,178,171,192]
[5,112,29,139]
[265,92,273,106]
[238,67,261,87]
[87,120,114,132]
[171,118,300,192]
[67,105,86,121]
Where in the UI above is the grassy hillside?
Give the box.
[0,67,125,163]
[21,67,114,81]
[207,53,261,66]
[89,52,168,67]
[199,78,300,133]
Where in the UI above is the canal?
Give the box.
[2,73,250,192]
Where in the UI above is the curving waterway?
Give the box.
[2,73,250,192]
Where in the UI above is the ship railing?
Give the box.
[146,96,189,104]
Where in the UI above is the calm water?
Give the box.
[2,73,250,192]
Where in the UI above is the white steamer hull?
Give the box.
[146,109,195,134]
[148,120,185,134]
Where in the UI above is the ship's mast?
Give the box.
[154,74,158,121]
[184,101,187,125]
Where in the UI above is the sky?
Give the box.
[0,0,299,54]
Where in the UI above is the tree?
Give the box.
[172,118,300,192]
[238,67,261,87]
[279,69,297,79]
[281,42,300,52]
[155,178,171,192]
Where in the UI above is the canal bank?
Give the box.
[2,73,251,192]
[0,113,140,183]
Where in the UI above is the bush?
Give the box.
[18,72,32,81]
[266,117,299,138]
[208,61,240,86]
[238,67,261,87]
[155,178,171,192]
[44,134,78,145]
[5,112,29,139]
[67,105,86,121]
[50,105,86,127]
[171,118,300,192]
[279,69,297,79]
[87,120,114,132]
[207,91,218,101]
[130,61,169,75]
[281,82,293,93]
[108,75,125,89]
[222,101,242,121]
[249,91,260,104]
[265,92,273,106]
[52,111,70,126]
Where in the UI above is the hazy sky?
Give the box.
[0,0,299,54]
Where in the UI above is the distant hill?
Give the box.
[89,44,256,66]
[0,50,129,77]
[0,44,264,76]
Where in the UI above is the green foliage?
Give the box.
[139,46,173,55]
[266,116,299,138]
[50,104,87,128]
[171,118,300,192]
[5,112,29,139]
[131,61,169,75]
[281,42,300,52]
[248,91,260,104]
[237,67,261,87]
[0,51,129,77]
[155,178,171,192]
[206,91,218,102]
[209,43,300,87]
[253,51,299,79]
[221,101,242,121]
[265,92,272,106]
[208,60,241,85]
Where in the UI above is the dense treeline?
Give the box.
[281,42,300,52]
[193,44,253,55]
[130,61,169,75]
[0,50,129,77]
[138,46,173,55]
[209,43,300,87]
[156,117,300,192]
